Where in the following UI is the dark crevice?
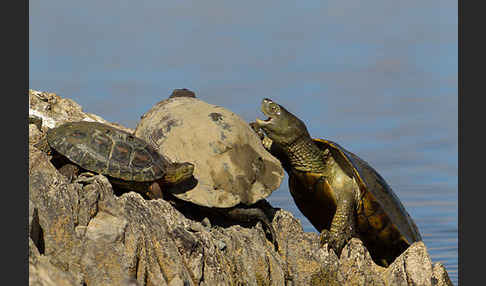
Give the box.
[199,251,206,285]
[49,151,74,170]
[265,254,272,282]
[30,208,45,255]
[168,194,280,251]
[37,228,45,255]
[168,192,278,230]
[133,254,141,281]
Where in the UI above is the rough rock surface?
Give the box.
[29,89,133,134]
[29,238,78,286]
[134,94,284,208]
[28,89,454,286]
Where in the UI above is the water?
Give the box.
[402,185,458,283]
[29,1,458,284]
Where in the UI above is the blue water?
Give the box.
[29,1,458,284]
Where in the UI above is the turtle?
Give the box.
[35,121,195,199]
[250,98,422,266]
[134,92,285,250]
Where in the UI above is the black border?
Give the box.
[8,0,29,283]
[459,0,480,285]
[24,0,29,283]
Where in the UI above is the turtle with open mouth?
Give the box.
[251,98,422,266]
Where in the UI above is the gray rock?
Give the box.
[85,211,128,243]
[432,263,454,286]
[28,89,134,133]
[29,123,43,146]
[215,239,226,251]
[28,89,454,286]
[29,115,43,131]
[337,238,386,285]
[382,241,453,286]
[201,217,211,228]
[29,238,78,286]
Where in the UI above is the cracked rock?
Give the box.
[28,89,454,286]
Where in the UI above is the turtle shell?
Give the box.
[312,139,422,249]
[47,121,170,182]
[135,97,284,208]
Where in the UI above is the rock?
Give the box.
[28,89,134,133]
[29,198,44,255]
[85,211,128,243]
[135,92,284,208]
[29,238,78,286]
[337,238,385,285]
[29,123,43,146]
[28,89,454,286]
[30,114,43,130]
[382,241,454,286]
[432,263,454,286]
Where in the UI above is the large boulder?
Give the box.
[134,93,284,208]
[28,89,454,286]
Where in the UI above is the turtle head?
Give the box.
[255,98,310,146]
[164,162,195,184]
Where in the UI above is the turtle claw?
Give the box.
[319,229,348,257]
[262,137,273,150]
[249,122,273,150]
[58,163,80,183]
[249,122,265,140]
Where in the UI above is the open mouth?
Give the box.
[256,112,272,126]
[255,117,271,126]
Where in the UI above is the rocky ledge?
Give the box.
[28,89,453,286]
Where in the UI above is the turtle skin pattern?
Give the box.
[252,98,422,266]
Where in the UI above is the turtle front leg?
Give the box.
[58,163,81,183]
[249,122,273,151]
[320,188,357,256]
[147,181,164,200]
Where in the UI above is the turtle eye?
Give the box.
[269,103,280,115]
